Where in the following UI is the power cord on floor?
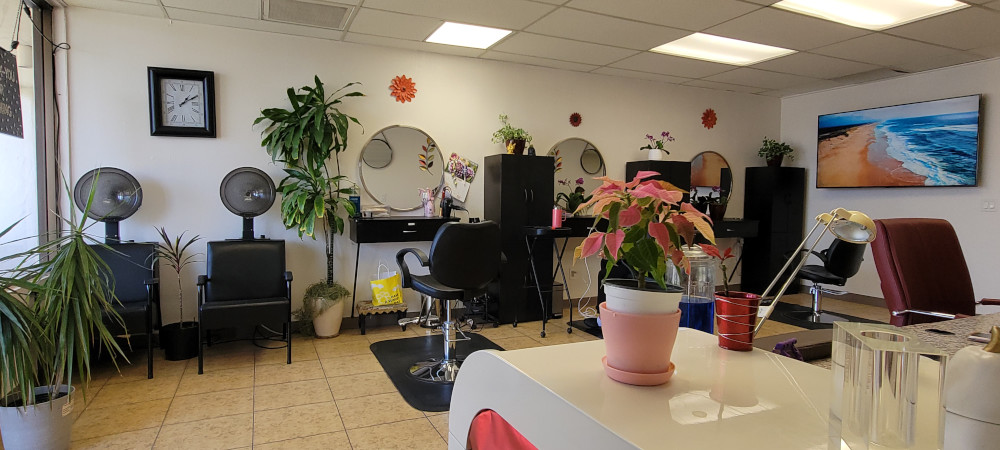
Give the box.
[576,254,598,319]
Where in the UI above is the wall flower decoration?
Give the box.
[569,112,582,127]
[389,75,417,103]
[702,108,717,129]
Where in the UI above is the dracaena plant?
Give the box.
[574,171,718,290]
[153,227,201,328]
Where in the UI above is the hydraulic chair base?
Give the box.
[784,283,853,325]
[407,298,470,384]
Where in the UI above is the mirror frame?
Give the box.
[689,150,733,203]
[362,136,393,169]
[357,125,445,212]
[580,143,604,175]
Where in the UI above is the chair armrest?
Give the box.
[197,275,207,306]
[197,275,208,286]
[891,309,957,320]
[144,277,159,286]
[284,271,293,282]
[979,298,1000,306]
[396,248,429,289]
[284,271,293,301]
[808,249,829,265]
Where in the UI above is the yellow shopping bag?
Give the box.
[370,262,404,306]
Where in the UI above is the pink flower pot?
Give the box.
[715,291,761,351]
[600,302,681,386]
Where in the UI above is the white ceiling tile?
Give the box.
[531,0,570,4]
[703,67,820,90]
[812,34,968,70]
[565,0,761,31]
[681,79,767,94]
[892,51,985,73]
[970,43,1000,58]
[480,51,598,72]
[343,32,484,57]
[491,32,639,65]
[610,52,734,78]
[986,1,1000,11]
[349,8,442,41]
[885,8,1000,51]
[749,52,879,79]
[65,0,165,17]
[590,67,691,84]
[739,0,779,4]
[704,8,869,51]
[361,0,554,30]
[161,0,259,19]
[757,80,847,97]
[165,8,344,40]
[525,8,688,50]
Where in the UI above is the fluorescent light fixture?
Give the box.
[425,22,511,49]
[650,33,796,66]
[773,0,969,30]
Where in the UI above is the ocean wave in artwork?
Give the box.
[876,112,978,186]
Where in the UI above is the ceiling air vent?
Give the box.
[832,68,909,85]
[263,0,354,30]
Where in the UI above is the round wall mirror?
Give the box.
[690,151,732,203]
[549,138,605,214]
[358,126,444,212]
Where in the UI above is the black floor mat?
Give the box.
[369,334,503,412]
[568,319,602,339]
[767,302,883,329]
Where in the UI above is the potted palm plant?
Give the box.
[254,76,362,320]
[575,171,717,385]
[758,137,794,167]
[297,281,350,338]
[0,185,127,449]
[491,113,532,155]
[153,227,201,360]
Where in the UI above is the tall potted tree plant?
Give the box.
[154,227,201,360]
[575,171,717,385]
[254,76,363,325]
[0,183,127,449]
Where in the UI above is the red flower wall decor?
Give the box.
[390,75,417,103]
[702,108,718,129]
[569,112,582,127]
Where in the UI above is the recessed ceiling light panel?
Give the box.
[773,0,969,30]
[650,33,796,66]
[425,22,512,49]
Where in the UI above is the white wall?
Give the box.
[0,87,37,270]
[61,8,779,323]
[781,58,1000,312]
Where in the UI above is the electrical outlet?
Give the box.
[983,199,997,212]
[571,270,578,279]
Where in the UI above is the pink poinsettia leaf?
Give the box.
[578,233,605,259]
[671,214,695,246]
[619,204,641,227]
[699,243,721,259]
[626,171,660,188]
[632,182,683,204]
[605,230,625,261]
[648,222,673,259]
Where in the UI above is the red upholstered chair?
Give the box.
[871,218,1000,326]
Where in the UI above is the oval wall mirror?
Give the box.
[690,151,732,203]
[358,125,444,212]
[549,138,605,214]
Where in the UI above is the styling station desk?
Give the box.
[450,328,834,449]
[348,216,459,317]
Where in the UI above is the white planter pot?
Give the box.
[646,148,667,161]
[603,280,681,314]
[312,298,344,338]
[0,385,75,450]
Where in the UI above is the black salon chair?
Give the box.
[197,240,292,374]
[396,221,502,383]
[790,239,867,324]
[92,243,160,379]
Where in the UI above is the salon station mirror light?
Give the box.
[358,125,445,211]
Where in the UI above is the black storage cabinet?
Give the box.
[484,154,555,324]
[741,167,805,295]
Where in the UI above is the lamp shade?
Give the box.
[830,210,876,243]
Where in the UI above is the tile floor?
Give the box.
[0,293,889,449]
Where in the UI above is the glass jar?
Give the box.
[674,245,716,333]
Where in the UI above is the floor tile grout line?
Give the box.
[150,358,188,449]
[322,372,354,450]
[425,414,448,444]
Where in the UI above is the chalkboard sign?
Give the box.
[0,48,23,139]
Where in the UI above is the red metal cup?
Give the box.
[715,291,761,351]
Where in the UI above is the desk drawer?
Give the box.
[714,220,759,239]
[351,218,455,243]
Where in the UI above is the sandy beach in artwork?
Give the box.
[817,123,926,187]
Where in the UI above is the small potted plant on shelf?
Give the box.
[153,227,202,361]
[691,186,728,223]
[575,171,716,385]
[640,131,675,161]
[0,184,128,449]
[758,137,794,167]
[297,281,350,338]
[492,114,532,155]
[555,178,593,216]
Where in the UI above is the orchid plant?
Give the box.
[555,177,592,214]
[640,131,675,154]
[574,171,718,290]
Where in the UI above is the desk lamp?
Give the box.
[753,208,876,336]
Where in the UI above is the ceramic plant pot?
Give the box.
[600,302,681,386]
[646,148,667,161]
[506,139,526,155]
[603,279,681,315]
[0,385,75,450]
[312,298,344,338]
[161,321,199,361]
[709,203,727,223]
[766,156,783,167]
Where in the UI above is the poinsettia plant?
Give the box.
[700,245,735,296]
[574,171,718,290]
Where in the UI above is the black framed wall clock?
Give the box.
[148,67,216,137]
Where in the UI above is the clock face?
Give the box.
[160,78,205,128]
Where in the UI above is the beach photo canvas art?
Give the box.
[817,95,981,188]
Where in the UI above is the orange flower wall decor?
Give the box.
[389,75,417,103]
[702,108,718,129]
